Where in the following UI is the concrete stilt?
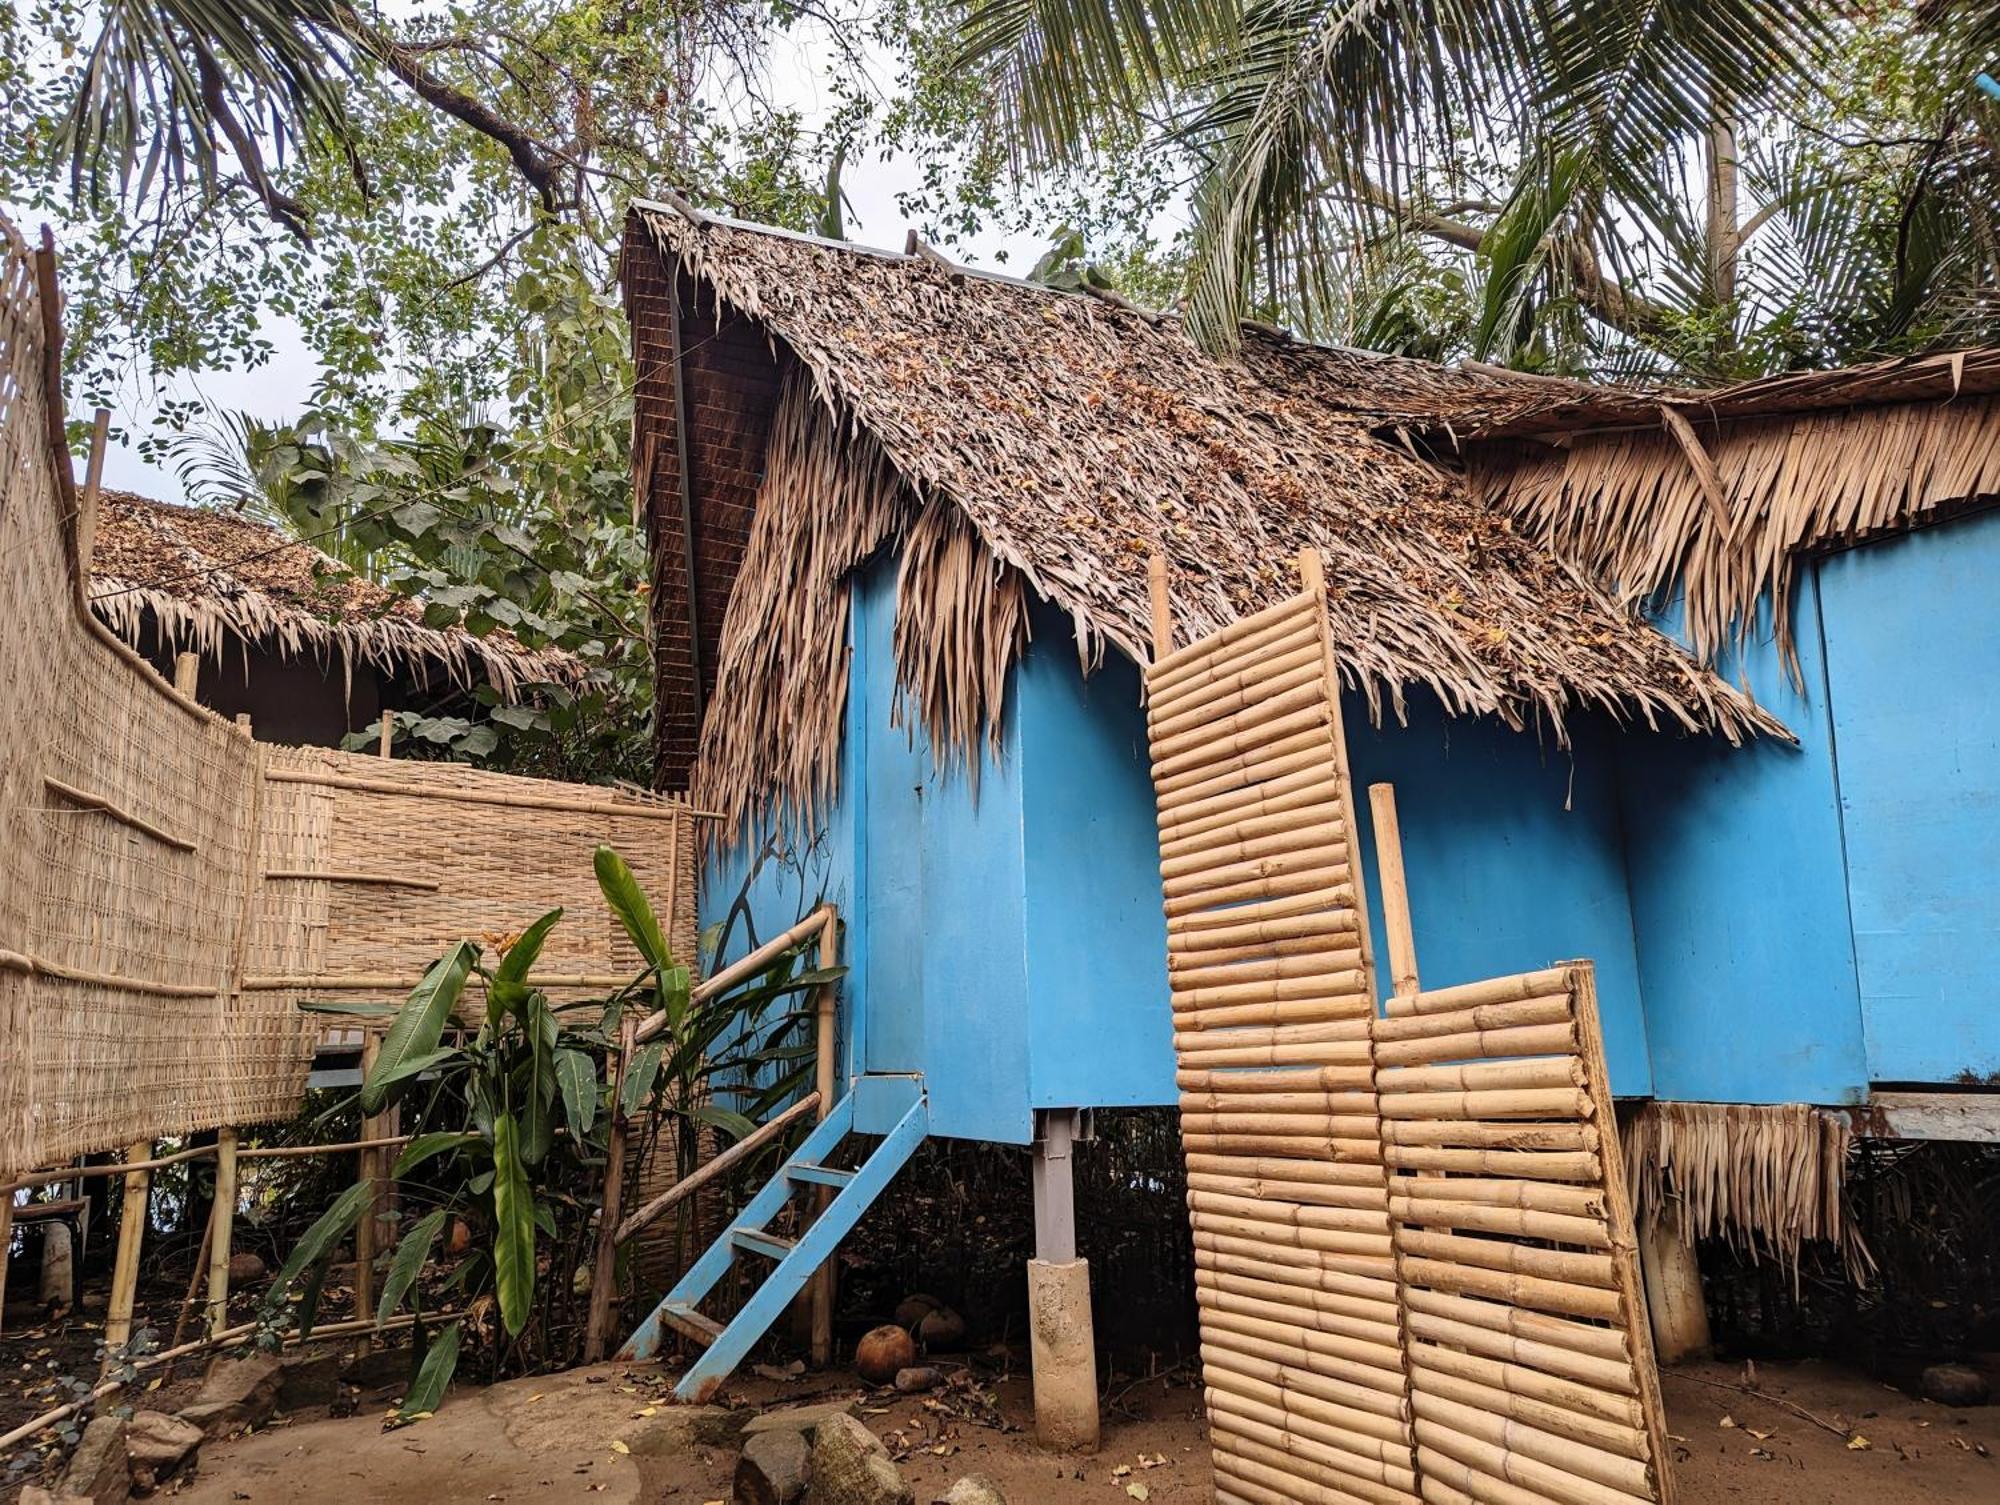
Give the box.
[1028,1110,1098,1453]
[1640,1203,1713,1364]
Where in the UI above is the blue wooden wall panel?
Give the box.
[1344,699,1654,1096]
[1017,602,1176,1111]
[1615,585,1870,1105]
[1818,510,2000,1085]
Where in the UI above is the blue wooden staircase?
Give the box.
[618,1074,930,1400]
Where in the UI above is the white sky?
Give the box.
[78,18,1065,501]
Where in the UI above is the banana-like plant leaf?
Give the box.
[492,1117,536,1338]
[593,846,669,971]
[363,942,478,1114]
[520,1000,557,1166]
[394,1132,482,1178]
[378,1208,449,1326]
[554,1048,598,1138]
[295,1259,330,1342]
[264,1179,373,1310]
[365,1047,462,1103]
[296,1001,399,1016]
[395,1320,462,1423]
[619,1040,664,1118]
[495,909,563,986]
[691,1103,758,1142]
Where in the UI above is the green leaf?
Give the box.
[296,1001,400,1016]
[265,1180,373,1310]
[394,1132,481,1178]
[690,1103,758,1142]
[495,910,564,987]
[619,1040,664,1118]
[295,1260,330,1343]
[395,1321,462,1423]
[365,1047,461,1102]
[492,1118,536,1338]
[520,1000,557,1166]
[554,1048,598,1138]
[363,943,478,1114]
[594,846,669,970]
[378,1209,449,1325]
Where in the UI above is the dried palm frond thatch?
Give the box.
[1625,1101,1872,1285]
[88,490,580,700]
[630,201,1781,836]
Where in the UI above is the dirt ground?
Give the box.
[97,1350,1992,1505]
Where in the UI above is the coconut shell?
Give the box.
[853,1324,918,1385]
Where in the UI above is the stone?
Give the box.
[625,1404,752,1456]
[805,1414,912,1505]
[734,1427,811,1505]
[893,1368,939,1395]
[125,1410,202,1491]
[20,1487,89,1504]
[277,1350,343,1411]
[913,1306,965,1351]
[180,1351,283,1439]
[1921,1363,1990,1407]
[225,1251,265,1284]
[57,1415,128,1504]
[892,1294,942,1331]
[38,1222,74,1309]
[853,1326,917,1386]
[932,1478,1007,1505]
[740,1399,859,1443]
[1027,1258,1099,1454]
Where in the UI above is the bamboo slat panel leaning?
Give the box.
[1146,550,1671,1505]
[1144,557,1421,1505]
[0,212,701,1181]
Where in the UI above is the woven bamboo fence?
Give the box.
[1144,552,1670,1505]
[0,213,698,1183]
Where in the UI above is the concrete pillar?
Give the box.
[1640,1203,1712,1364]
[38,1220,73,1309]
[1029,1111,1098,1453]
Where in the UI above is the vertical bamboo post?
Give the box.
[173,651,199,700]
[204,1130,238,1338]
[353,1031,380,1342]
[1368,783,1421,1002]
[585,1017,636,1362]
[0,1192,13,1336]
[1147,553,1173,659]
[78,408,109,577]
[809,909,838,1367]
[102,1139,153,1369]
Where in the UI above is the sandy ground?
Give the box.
[133,1352,1995,1505]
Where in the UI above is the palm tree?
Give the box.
[958,0,1998,367]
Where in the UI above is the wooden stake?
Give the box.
[585,1016,636,1363]
[810,910,838,1367]
[102,1139,152,1369]
[78,408,109,577]
[173,651,199,698]
[1148,551,1173,660]
[171,1204,214,1350]
[1368,784,1420,1001]
[205,1128,238,1337]
[353,1034,380,1346]
[0,1192,13,1336]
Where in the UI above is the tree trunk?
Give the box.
[1705,92,1741,328]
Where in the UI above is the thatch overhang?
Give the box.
[1442,351,2000,669]
[87,490,582,700]
[621,200,1783,832]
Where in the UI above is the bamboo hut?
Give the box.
[86,490,579,745]
[618,196,2000,1406]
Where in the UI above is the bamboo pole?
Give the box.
[205,1129,238,1337]
[170,1212,214,1351]
[631,906,832,1044]
[77,408,109,576]
[1367,784,1420,1001]
[616,1092,820,1245]
[353,1032,380,1347]
[810,910,838,1367]
[102,1138,152,1369]
[585,1016,636,1363]
[0,1194,12,1336]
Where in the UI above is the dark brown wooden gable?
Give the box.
[623,226,787,790]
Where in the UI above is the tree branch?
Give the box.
[192,45,313,241]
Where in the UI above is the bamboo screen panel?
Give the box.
[1145,584,1421,1505]
[1145,573,1670,1505]
[0,214,699,1180]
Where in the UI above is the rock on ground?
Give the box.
[126,1410,203,1491]
[225,1251,265,1283]
[806,1412,913,1505]
[276,1351,342,1411]
[1921,1363,1990,1407]
[179,1351,283,1440]
[740,1399,858,1442]
[734,1426,811,1505]
[932,1478,1007,1505]
[893,1368,939,1394]
[57,1414,128,1504]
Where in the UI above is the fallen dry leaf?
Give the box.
[610,1440,630,1455]
[1126,1486,1149,1502]
[1847,1435,1872,1451]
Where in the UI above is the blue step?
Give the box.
[617,1074,930,1402]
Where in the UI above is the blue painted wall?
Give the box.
[1818,510,2000,1086]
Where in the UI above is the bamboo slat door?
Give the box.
[1144,566,1421,1505]
[1143,556,1671,1505]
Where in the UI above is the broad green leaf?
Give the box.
[296,1001,399,1016]
[365,1047,461,1102]
[295,1260,329,1343]
[492,1118,536,1338]
[394,1132,482,1178]
[264,1180,373,1310]
[395,1320,462,1423]
[690,1103,758,1142]
[619,1040,664,1118]
[520,1000,557,1166]
[488,908,563,1031]
[554,1048,598,1138]
[593,846,669,970]
[363,943,478,1114]
[378,1209,449,1325]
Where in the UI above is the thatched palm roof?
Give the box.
[88,491,579,699]
[1443,351,2000,669]
[625,200,1779,826]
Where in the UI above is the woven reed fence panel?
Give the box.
[1144,584,1421,1505]
[1145,579,1670,1505]
[0,213,699,1181]
[1380,965,1673,1505]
